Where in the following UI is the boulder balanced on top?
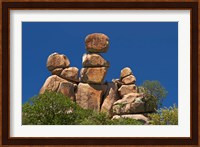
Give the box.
[80,33,110,84]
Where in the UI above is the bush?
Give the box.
[139,80,168,109]
[148,104,178,125]
[22,91,144,125]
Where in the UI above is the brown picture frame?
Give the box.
[1,0,198,146]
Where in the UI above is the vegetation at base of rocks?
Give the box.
[148,104,178,125]
[138,80,168,109]
[22,91,144,125]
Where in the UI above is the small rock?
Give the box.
[120,67,132,79]
[80,67,108,84]
[118,84,137,97]
[61,67,79,82]
[122,75,136,85]
[76,83,107,111]
[47,53,70,71]
[51,68,63,76]
[85,33,109,53]
[82,53,110,67]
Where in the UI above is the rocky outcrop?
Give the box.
[39,33,156,122]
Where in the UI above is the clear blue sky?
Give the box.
[22,22,178,107]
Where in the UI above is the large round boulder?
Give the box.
[47,53,70,71]
[85,33,109,53]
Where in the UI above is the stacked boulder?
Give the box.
[40,53,78,101]
[111,67,156,124]
[76,33,114,112]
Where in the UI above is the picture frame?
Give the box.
[1,0,198,146]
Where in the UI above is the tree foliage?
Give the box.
[22,91,144,125]
[139,80,168,108]
[148,104,178,125]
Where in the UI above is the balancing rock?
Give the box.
[85,33,109,53]
[47,53,70,71]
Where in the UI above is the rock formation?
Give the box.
[40,33,156,123]
[77,33,112,111]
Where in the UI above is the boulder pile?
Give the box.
[40,53,78,101]
[40,33,156,124]
[76,33,111,111]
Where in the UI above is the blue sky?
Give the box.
[22,22,178,107]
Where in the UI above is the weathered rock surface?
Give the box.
[40,75,77,101]
[51,68,63,76]
[85,33,109,53]
[57,81,76,101]
[118,84,137,97]
[80,67,108,84]
[122,75,136,85]
[120,67,132,79]
[112,114,149,124]
[82,53,109,67]
[40,75,65,94]
[101,82,119,115]
[112,93,145,115]
[47,53,70,71]
[61,67,79,82]
[76,83,107,111]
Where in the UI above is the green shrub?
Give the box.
[148,104,178,125]
[22,91,144,125]
[139,80,168,109]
